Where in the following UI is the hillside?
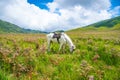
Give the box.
[89,16,120,28]
[0,19,43,33]
[70,16,120,32]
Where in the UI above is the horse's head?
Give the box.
[70,45,76,53]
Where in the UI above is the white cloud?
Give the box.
[110,6,120,17]
[0,0,60,31]
[0,0,119,32]
[49,0,111,11]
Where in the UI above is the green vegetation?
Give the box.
[0,30,120,80]
[0,19,43,33]
[70,16,120,32]
[0,16,120,80]
[88,16,120,28]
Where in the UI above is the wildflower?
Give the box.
[88,75,94,80]
[80,60,88,67]
[92,54,100,62]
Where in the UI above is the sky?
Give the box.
[0,0,120,32]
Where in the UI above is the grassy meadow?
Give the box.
[0,29,120,80]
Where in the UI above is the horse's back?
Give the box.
[47,32,66,43]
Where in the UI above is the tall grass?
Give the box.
[0,30,120,80]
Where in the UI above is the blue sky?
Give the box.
[27,0,120,17]
[28,0,53,9]
[111,0,120,8]
[0,0,120,32]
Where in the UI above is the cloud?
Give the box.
[110,6,120,17]
[49,0,111,11]
[0,0,61,31]
[0,0,119,32]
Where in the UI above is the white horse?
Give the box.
[47,32,75,53]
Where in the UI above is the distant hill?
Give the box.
[89,16,120,28]
[0,19,44,33]
[70,16,120,32]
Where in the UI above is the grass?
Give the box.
[0,30,120,80]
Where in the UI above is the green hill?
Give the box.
[89,16,120,28]
[70,16,120,32]
[0,19,43,33]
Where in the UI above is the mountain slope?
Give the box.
[89,16,120,28]
[0,19,42,33]
[70,16,120,32]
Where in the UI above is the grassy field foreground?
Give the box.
[0,30,120,80]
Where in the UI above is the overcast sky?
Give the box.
[0,0,120,32]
